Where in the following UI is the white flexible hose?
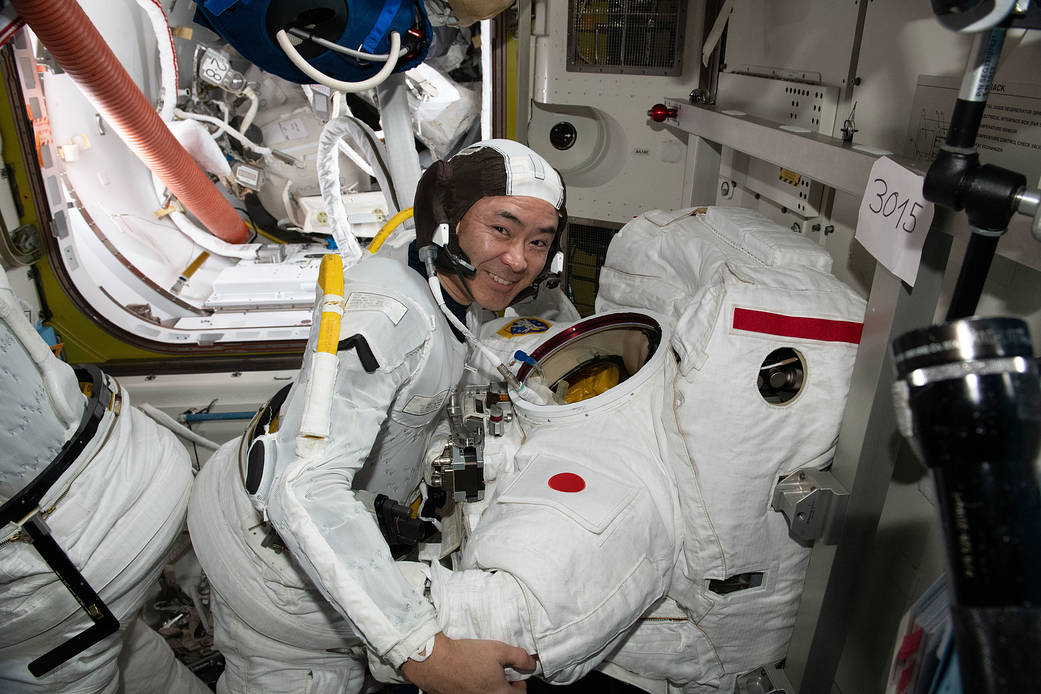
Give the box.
[317,117,400,265]
[0,270,82,429]
[276,29,401,93]
[134,0,178,122]
[151,174,260,260]
[173,108,272,156]
[139,403,220,451]
[239,86,259,133]
[167,208,261,260]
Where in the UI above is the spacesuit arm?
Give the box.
[430,455,677,683]
[264,304,440,668]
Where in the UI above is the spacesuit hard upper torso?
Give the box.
[0,276,206,694]
[189,254,469,685]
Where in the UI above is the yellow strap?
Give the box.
[181,251,210,279]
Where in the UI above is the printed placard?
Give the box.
[344,292,407,325]
[854,157,935,286]
[401,389,450,416]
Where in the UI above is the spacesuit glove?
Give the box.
[401,631,536,694]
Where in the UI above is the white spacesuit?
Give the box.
[188,255,467,692]
[0,269,208,694]
[431,206,867,692]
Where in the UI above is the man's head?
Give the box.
[414,139,567,311]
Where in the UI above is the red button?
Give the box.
[647,103,677,123]
[548,472,586,493]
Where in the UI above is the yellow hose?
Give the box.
[367,207,414,254]
[316,254,344,354]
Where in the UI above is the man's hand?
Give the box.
[401,631,536,694]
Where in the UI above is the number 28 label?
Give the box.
[855,157,935,287]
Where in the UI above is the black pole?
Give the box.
[922,29,1026,319]
[944,232,998,321]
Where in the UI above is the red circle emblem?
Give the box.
[548,472,586,493]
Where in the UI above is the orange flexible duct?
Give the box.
[13,0,248,243]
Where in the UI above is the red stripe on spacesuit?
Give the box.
[733,308,863,344]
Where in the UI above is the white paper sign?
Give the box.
[854,157,935,286]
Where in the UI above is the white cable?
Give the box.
[139,403,220,451]
[276,29,402,93]
[189,100,229,137]
[281,179,300,228]
[134,0,178,122]
[337,140,375,178]
[286,26,409,61]
[239,86,259,133]
[425,274,552,406]
[173,108,272,156]
[213,99,230,125]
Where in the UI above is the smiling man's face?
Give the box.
[437,195,559,311]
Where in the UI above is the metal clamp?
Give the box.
[431,441,484,503]
[771,468,849,544]
[429,388,487,503]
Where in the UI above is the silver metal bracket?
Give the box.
[430,387,488,503]
[431,441,485,503]
[771,468,849,544]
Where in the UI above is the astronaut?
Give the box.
[427,206,868,693]
[187,139,568,694]
[0,268,208,693]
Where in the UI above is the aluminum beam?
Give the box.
[667,100,916,197]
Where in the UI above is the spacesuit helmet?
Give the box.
[414,139,568,303]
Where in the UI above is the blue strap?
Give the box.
[361,0,406,53]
